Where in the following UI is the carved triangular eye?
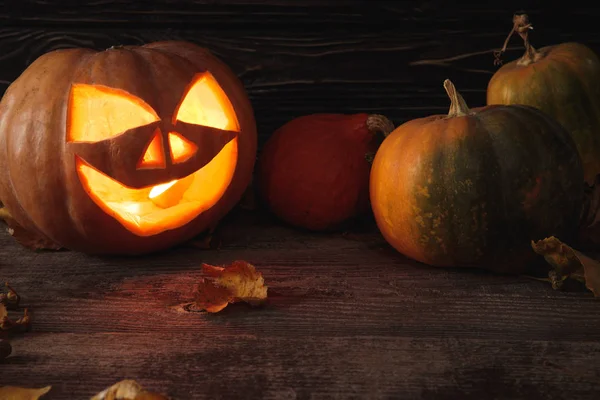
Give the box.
[168,132,198,164]
[174,72,240,132]
[68,84,160,143]
[137,128,166,169]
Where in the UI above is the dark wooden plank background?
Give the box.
[1,1,600,399]
[1,0,599,147]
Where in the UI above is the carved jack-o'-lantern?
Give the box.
[0,41,257,254]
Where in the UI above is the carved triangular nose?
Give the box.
[137,128,166,169]
[168,131,198,164]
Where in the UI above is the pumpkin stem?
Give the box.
[494,13,539,66]
[364,114,395,164]
[366,114,395,138]
[443,79,470,117]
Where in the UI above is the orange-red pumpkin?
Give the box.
[0,41,257,254]
[257,113,394,231]
[370,80,583,271]
[487,13,600,184]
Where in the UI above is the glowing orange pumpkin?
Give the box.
[0,41,257,254]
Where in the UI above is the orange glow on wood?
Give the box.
[168,132,198,164]
[68,84,159,142]
[137,129,166,169]
[174,72,240,132]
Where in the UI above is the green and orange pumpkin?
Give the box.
[487,13,600,184]
[370,79,584,272]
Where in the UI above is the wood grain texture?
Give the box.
[1,1,600,147]
[1,209,600,399]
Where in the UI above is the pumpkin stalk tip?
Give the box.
[494,13,539,66]
[443,79,470,117]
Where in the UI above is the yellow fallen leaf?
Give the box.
[194,260,268,313]
[0,303,6,321]
[211,261,268,303]
[0,385,51,400]
[531,236,600,296]
[91,379,168,400]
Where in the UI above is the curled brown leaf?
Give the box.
[531,236,600,296]
[193,260,268,313]
[194,278,233,313]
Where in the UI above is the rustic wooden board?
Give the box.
[1,1,600,147]
[1,208,600,399]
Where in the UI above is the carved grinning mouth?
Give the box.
[76,138,238,237]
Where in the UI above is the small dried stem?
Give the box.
[364,114,395,164]
[366,114,395,138]
[494,13,538,66]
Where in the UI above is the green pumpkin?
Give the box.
[370,80,584,272]
[487,14,600,184]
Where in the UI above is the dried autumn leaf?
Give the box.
[202,264,225,277]
[0,303,6,321]
[531,236,600,296]
[91,379,168,400]
[194,278,233,313]
[211,261,268,303]
[1,308,31,332]
[0,385,51,399]
[193,260,268,313]
[0,208,63,251]
[1,282,20,308]
[5,282,20,306]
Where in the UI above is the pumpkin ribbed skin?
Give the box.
[370,97,583,271]
[0,41,257,254]
[487,42,600,184]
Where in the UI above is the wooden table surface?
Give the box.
[1,207,599,400]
